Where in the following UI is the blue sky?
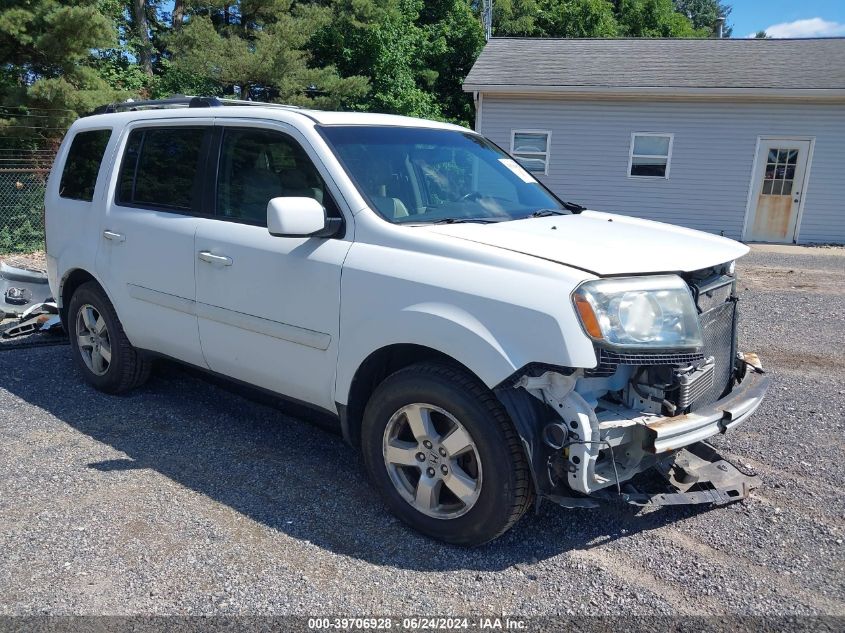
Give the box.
[729,0,845,38]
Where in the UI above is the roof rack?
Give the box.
[89,95,302,116]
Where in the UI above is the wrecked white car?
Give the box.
[45,97,769,545]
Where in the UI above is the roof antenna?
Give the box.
[482,0,493,41]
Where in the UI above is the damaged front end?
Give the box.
[495,263,770,509]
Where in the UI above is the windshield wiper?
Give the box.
[430,217,505,224]
[528,201,586,218]
[561,200,586,213]
[529,208,567,218]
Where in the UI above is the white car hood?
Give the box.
[423,210,749,276]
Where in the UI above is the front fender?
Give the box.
[402,301,513,365]
[336,299,575,405]
[335,302,515,406]
[335,237,598,405]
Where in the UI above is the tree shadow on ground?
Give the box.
[2,346,718,572]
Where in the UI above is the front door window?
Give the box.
[216,128,338,225]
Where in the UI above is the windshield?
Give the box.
[319,125,567,224]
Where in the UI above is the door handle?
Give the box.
[198,251,233,266]
[102,230,125,242]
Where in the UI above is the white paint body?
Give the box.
[44,106,748,416]
[267,197,327,237]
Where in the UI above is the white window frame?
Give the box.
[510,129,551,176]
[627,132,674,179]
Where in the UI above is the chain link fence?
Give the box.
[1,104,69,256]
[0,168,49,254]
[0,150,54,254]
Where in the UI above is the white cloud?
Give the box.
[748,17,845,38]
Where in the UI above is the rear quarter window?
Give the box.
[116,127,206,212]
[59,129,112,201]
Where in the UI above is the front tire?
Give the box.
[362,362,533,546]
[67,281,151,394]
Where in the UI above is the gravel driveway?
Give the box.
[0,245,843,618]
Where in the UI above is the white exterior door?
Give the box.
[96,121,211,368]
[194,123,351,412]
[745,139,811,243]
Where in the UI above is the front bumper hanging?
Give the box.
[500,352,769,508]
[645,368,770,454]
[548,442,761,509]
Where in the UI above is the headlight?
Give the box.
[573,275,702,350]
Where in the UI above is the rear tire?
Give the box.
[67,281,151,394]
[362,362,532,546]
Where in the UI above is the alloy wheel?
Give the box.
[75,304,112,376]
[382,403,482,519]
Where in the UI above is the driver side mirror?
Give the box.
[267,197,340,238]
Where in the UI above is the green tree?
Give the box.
[494,0,705,39]
[92,0,158,98]
[130,0,155,75]
[493,0,545,36]
[165,0,368,109]
[754,30,769,39]
[616,0,707,37]
[357,0,442,117]
[0,0,121,138]
[673,0,732,37]
[0,0,723,141]
[537,0,619,37]
[310,0,484,123]
[171,0,185,29]
[418,1,486,122]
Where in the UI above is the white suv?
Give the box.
[45,97,769,545]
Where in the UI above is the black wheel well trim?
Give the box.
[339,345,563,444]
[338,343,471,447]
[58,268,100,328]
[338,347,570,500]
[492,362,580,501]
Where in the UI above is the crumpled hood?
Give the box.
[423,210,749,276]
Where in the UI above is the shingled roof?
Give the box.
[463,38,845,97]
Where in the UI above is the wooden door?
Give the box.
[746,139,810,243]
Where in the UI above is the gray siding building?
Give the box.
[464,38,845,244]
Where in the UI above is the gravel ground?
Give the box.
[0,251,47,273]
[0,245,843,617]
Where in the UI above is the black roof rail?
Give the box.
[89,95,216,115]
[88,95,301,116]
[214,98,301,110]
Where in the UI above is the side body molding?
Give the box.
[127,283,331,350]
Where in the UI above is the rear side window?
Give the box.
[116,127,206,211]
[59,130,111,201]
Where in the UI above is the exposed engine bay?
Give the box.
[496,263,770,508]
